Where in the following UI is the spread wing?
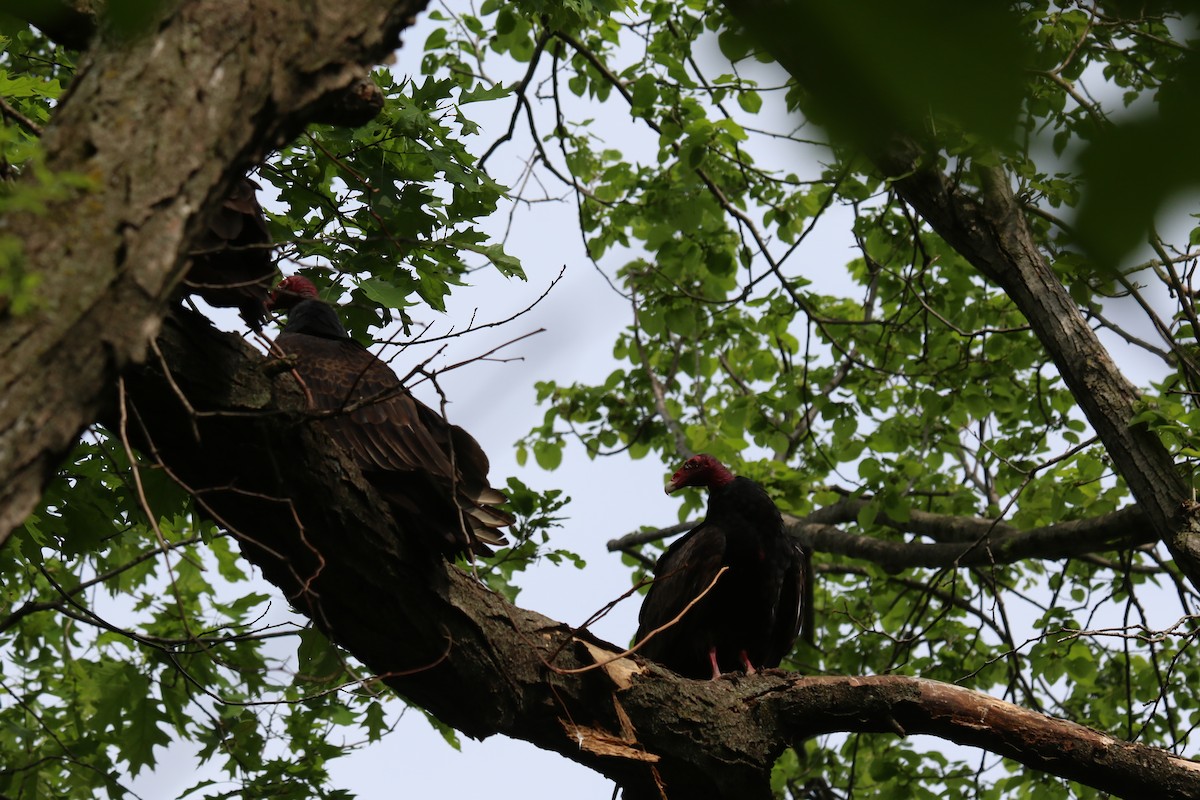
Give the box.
[277,330,511,554]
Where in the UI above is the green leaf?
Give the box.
[459,82,511,105]
[737,90,762,114]
[296,627,345,686]
[532,440,563,470]
[359,275,418,309]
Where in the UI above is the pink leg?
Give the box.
[740,650,757,675]
[709,647,722,681]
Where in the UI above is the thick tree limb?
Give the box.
[763,674,1200,799]
[0,0,387,128]
[0,0,423,547]
[119,309,1200,800]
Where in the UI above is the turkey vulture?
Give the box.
[184,176,274,330]
[634,454,809,679]
[267,275,511,557]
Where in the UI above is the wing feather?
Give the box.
[634,523,727,672]
[276,329,510,554]
[767,537,808,667]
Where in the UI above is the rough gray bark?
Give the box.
[0,0,426,547]
[116,309,1200,800]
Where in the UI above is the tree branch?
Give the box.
[873,146,1200,584]
[760,674,1200,800]
[121,310,1200,799]
[609,502,1156,572]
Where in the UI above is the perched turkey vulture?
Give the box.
[634,454,809,679]
[184,176,274,330]
[267,275,511,557]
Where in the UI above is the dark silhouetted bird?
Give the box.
[267,275,511,557]
[184,176,274,330]
[634,454,809,679]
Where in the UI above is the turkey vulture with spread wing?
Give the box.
[267,275,511,557]
[184,176,275,330]
[634,454,810,679]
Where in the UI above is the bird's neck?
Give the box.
[283,298,349,340]
[709,476,781,530]
[706,462,736,489]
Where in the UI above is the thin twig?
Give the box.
[117,377,197,641]
[0,96,43,136]
[551,567,729,676]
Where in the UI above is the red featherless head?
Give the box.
[664,453,735,494]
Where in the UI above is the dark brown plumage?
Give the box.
[634,454,809,679]
[267,275,511,558]
[184,176,275,330]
